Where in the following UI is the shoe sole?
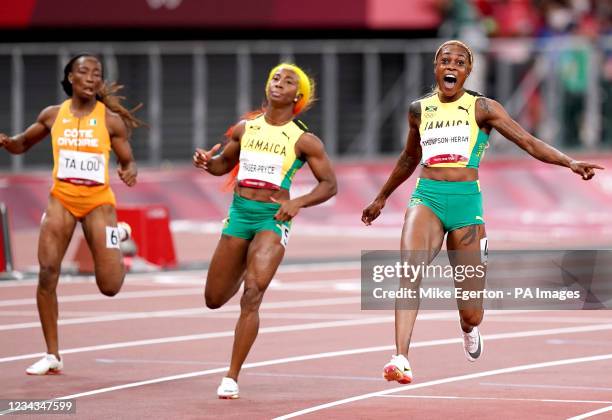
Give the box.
[26,369,62,376]
[383,365,412,384]
[218,394,239,400]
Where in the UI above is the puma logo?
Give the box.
[458,105,471,115]
[281,131,290,140]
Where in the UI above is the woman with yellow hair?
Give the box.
[193,63,337,399]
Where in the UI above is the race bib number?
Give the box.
[420,124,471,166]
[106,226,120,249]
[57,149,106,186]
[278,223,291,248]
[480,237,488,265]
[237,150,284,188]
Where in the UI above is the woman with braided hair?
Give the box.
[0,54,143,375]
[362,40,603,384]
[193,63,337,399]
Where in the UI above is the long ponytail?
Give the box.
[97,82,145,132]
[61,53,144,133]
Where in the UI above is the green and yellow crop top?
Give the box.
[418,90,489,168]
[237,114,306,190]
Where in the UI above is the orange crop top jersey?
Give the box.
[50,100,116,218]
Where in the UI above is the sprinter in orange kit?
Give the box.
[0,54,143,375]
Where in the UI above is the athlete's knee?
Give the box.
[96,274,124,297]
[460,309,483,327]
[94,262,125,297]
[240,285,264,314]
[38,264,60,292]
[204,292,225,310]
[98,282,122,297]
[99,285,121,297]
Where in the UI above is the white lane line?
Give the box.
[96,358,227,366]
[567,405,612,420]
[0,261,360,288]
[0,296,360,331]
[269,279,360,292]
[266,261,358,273]
[0,288,202,308]
[485,316,612,325]
[378,395,612,404]
[246,372,380,381]
[0,278,345,306]
[3,315,611,365]
[274,353,612,419]
[547,338,612,346]
[0,323,610,410]
[190,312,376,320]
[480,382,612,392]
[0,316,394,363]
[33,346,397,405]
[0,310,123,317]
[0,310,525,363]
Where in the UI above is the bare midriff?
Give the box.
[235,185,290,202]
[420,166,479,182]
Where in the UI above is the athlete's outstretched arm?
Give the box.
[108,111,137,187]
[361,101,422,225]
[193,121,243,176]
[272,133,337,222]
[476,97,604,180]
[0,106,57,154]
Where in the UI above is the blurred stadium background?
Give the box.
[1,0,612,273]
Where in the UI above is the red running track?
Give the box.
[1,262,611,419]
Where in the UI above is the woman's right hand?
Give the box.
[361,198,386,226]
[0,133,8,148]
[193,143,221,172]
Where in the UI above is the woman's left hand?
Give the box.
[569,160,604,180]
[118,161,138,187]
[271,197,301,222]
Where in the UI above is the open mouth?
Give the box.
[442,74,457,90]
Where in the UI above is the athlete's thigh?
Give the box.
[398,205,445,302]
[81,204,124,286]
[447,224,487,310]
[446,224,487,275]
[243,230,285,291]
[401,205,445,262]
[205,234,250,301]
[38,196,78,272]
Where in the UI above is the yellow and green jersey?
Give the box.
[237,114,306,190]
[418,90,489,168]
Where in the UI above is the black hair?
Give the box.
[60,53,144,130]
[60,53,104,97]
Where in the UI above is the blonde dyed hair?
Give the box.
[266,63,315,115]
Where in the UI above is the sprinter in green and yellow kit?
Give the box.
[362,40,603,385]
[193,63,337,399]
